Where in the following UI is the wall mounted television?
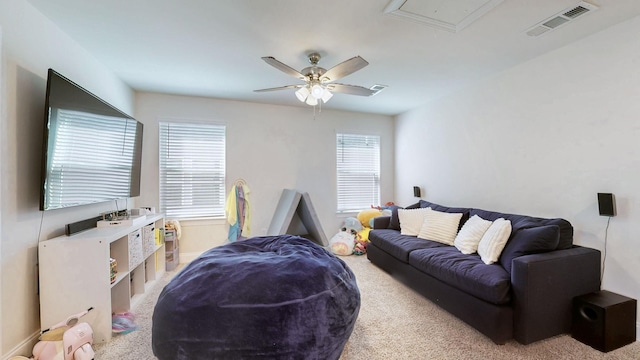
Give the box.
[40,69,143,211]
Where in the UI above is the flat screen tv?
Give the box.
[40,69,143,211]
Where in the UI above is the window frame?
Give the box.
[336,133,381,213]
[159,121,226,219]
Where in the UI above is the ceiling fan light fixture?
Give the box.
[321,89,333,103]
[306,95,318,106]
[295,87,310,102]
[256,52,374,107]
[310,84,325,99]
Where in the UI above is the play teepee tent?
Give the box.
[267,189,328,247]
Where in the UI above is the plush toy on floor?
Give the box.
[352,238,368,255]
[328,217,362,256]
[32,308,95,360]
[354,205,393,245]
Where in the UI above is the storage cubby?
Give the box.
[39,213,165,344]
[165,229,179,271]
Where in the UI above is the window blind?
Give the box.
[336,133,380,212]
[159,122,226,219]
[45,109,138,209]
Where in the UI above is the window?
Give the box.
[159,122,226,219]
[336,133,380,212]
[44,109,141,210]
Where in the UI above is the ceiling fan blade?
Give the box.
[254,84,303,92]
[321,56,369,82]
[261,57,306,80]
[327,83,375,96]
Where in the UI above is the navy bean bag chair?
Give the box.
[152,235,360,360]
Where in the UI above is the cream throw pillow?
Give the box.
[477,218,512,265]
[398,207,430,236]
[417,208,463,245]
[454,215,493,254]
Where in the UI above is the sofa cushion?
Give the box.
[418,200,471,230]
[470,209,573,250]
[387,205,403,230]
[499,225,560,273]
[454,215,493,254]
[408,247,511,305]
[387,202,422,231]
[417,208,463,245]
[477,218,512,265]
[369,229,447,263]
[399,208,431,236]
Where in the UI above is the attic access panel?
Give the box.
[384,0,505,33]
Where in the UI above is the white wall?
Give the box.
[395,15,640,325]
[135,93,395,259]
[0,0,135,356]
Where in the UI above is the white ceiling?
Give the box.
[25,0,640,116]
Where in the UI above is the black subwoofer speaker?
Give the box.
[572,290,636,352]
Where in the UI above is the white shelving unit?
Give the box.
[38,213,166,343]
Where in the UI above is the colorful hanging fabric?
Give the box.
[225,180,251,242]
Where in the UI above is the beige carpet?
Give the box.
[94,255,639,359]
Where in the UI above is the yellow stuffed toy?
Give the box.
[356,209,381,241]
[357,209,383,228]
[356,206,394,241]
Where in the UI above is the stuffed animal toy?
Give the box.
[353,238,368,256]
[357,209,383,228]
[165,220,182,239]
[356,207,393,241]
[328,217,362,256]
[329,231,356,256]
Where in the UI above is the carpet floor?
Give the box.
[94,254,639,359]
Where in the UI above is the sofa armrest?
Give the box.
[511,246,601,344]
[372,216,390,229]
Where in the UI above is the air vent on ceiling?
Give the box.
[526,1,598,37]
[369,84,388,96]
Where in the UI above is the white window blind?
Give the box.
[159,122,226,219]
[45,109,138,209]
[336,133,380,212]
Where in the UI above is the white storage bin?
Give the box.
[128,229,143,269]
[142,224,156,257]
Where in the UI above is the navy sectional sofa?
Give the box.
[367,200,601,345]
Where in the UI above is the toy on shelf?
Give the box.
[109,258,117,284]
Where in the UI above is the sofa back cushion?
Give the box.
[499,225,560,273]
[469,209,573,250]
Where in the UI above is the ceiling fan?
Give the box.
[254,52,385,106]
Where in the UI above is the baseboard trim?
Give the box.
[2,330,40,360]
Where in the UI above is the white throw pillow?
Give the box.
[454,215,493,254]
[477,218,512,265]
[417,208,463,245]
[398,208,430,236]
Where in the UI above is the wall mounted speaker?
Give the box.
[413,186,421,198]
[597,193,616,217]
